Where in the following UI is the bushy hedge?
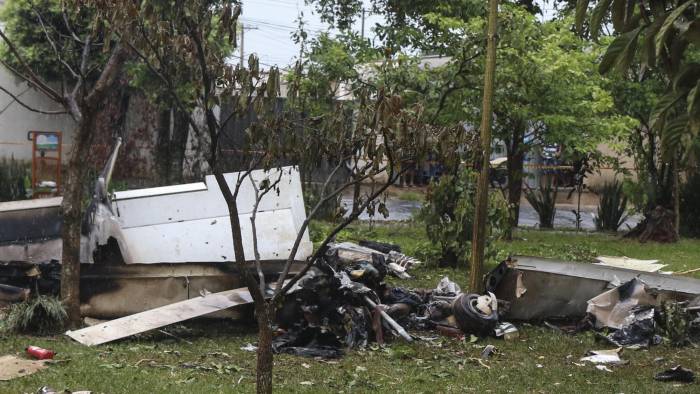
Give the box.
[419,170,509,267]
[0,157,29,201]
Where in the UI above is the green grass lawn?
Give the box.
[1,224,699,393]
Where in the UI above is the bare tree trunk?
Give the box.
[469,0,498,293]
[155,109,172,184]
[169,108,190,184]
[212,170,273,394]
[505,130,524,241]
[673,158,680,238]
[352,179,361,215]
[214,172,246,263]
[60,114,94,327]
[254,302,274,394]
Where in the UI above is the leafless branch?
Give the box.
[0,86,28,115]
[275,165,405,300]
[273,157,352,292]
[0,29,64,103]
[183,17,220,132]
[248,169,285,294]
[273,155,392,295]
[33,9,79,79]
[62,4,84,44]
[430,49,482,123]
[71,35,92,101]
[0,86,68,115]
[0,59,37,89]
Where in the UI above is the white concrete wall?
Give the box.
[0,65,77,162]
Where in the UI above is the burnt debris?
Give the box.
[271,242,509,358]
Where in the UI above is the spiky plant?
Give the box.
[4,295,67,335]
[594,180,628,232]
[525,178,558,229]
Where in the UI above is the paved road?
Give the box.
[342,197,642,230]
[518,204,642,230]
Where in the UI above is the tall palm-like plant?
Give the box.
[525,178,558,229]
[594,180,629,232]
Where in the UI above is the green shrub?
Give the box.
[3,295,67,335]
[524,179,558,228]
[0,156,29,201]
[418,170,509,267]
[593,180,628,232]
[622,176,648,214]
[303,181,345,222]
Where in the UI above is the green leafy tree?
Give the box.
[491,10,633,236]
[607,71,671,215]
[576,0,700,240]
[376,6,633,237]
[420,169,509,266]
[0,0,216,187]
[0,0,131,325]
[0,0,104,80]
[311,0,542,49]
[312,2,633,242]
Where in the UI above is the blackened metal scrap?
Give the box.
[434,276,462,298]
[382,287,425,307]
[654,365,696,383]
[327,242,422,279]
[0,198,62,244]
[272,326,345,359]
[364,296,413,342]
[276,245,514,358]
[358,240,401,254]
[342,306,370,349]
[605,306,660,348]
[587,278,656,329]
[0,283,30,302]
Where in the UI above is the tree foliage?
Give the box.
[576,0,700,162]
[370,5,633,235]
[0,0,103,81]
[420,169,509,266]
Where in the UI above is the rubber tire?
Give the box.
[452,293,498,337]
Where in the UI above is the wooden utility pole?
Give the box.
[361,8,367,39]
[239,23,258,66]
[469,0,499,293]
[240,22,245,66]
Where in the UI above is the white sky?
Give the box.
[239,0,558,68]
[238,0,382,68]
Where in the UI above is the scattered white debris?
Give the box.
[580,348,625,365]
[595,256,667,273]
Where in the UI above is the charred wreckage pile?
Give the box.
[271,241,506,358]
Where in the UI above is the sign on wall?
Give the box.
[35,133,60,151]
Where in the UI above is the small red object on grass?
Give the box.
[26,346,55,360]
